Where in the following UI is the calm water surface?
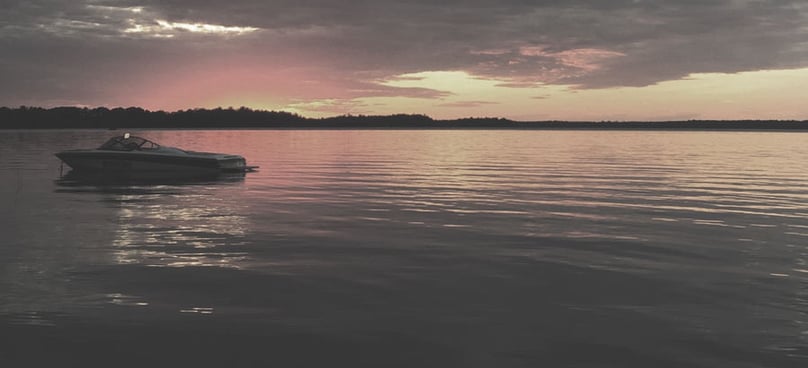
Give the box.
[1,129,807,367]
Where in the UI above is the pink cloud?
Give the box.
[519,46,625,72]
[466,45,626,87]
[437,100,499,108]
[470,48,512,56]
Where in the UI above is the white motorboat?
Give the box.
[55,133,258,175]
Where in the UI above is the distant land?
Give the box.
[2,106,808,130]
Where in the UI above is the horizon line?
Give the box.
[4,105,808,124]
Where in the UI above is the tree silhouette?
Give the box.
[1,106,806,130]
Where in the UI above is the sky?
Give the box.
[1,0,808,121]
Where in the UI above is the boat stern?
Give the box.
[218,155,249,172]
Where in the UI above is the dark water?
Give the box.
[1,129,807,367]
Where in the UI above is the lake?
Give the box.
[1,129,806,367]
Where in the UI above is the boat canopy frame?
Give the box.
[99,134,160,151]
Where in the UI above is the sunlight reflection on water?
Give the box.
[110,188,250,268]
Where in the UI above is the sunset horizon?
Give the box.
[3,1,807,121]
[5,104,808,126]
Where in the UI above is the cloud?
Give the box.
[1,0,807,108]
[123,20,259,38]
[287,99,369,115]
[3,2,263,39]
[522,48,626,73]
[437,100,499,108]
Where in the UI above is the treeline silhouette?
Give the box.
[0,106,306,129]
[2,106,807,130]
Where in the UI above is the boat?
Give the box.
[55,133,258,175]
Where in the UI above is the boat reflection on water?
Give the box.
[55,169,247,187]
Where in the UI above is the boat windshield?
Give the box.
[99,135,160,151]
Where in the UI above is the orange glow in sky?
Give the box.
[129,67,808,121]
[364,68,808,121]
[113,65,808,120]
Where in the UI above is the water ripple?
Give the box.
[2,129,807,365]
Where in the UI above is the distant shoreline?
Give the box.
[2,106,807,131]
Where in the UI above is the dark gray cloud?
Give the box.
[1,0,807,107]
